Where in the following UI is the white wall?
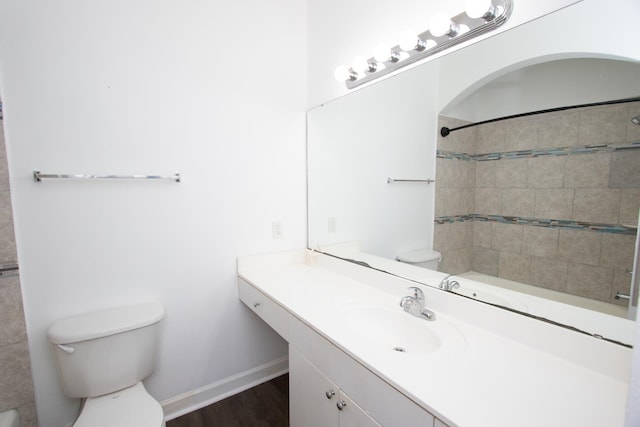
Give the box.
[0,0,306,426]
[443,58,640,122]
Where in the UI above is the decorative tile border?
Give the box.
[435,142,639,234]
[435,214,636,235]
[436,151,474,161]
[435,214,474,224]
[437,141,640,161]
[436,150,476,161]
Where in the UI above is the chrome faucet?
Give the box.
[439,275,460,291]
[615,291,631,301]
[399,287,436,321]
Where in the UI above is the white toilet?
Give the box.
[48,302,165,427]
[396,249,442,270]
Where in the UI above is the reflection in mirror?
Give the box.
[307,16,640,346]
[434,59,640,327]
[307,65,438,262]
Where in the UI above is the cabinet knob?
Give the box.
[336,400,347,411]
[325,390,335,399]
[253,302,261,308]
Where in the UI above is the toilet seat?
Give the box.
[396,249,441,263]
[74,382,164,427]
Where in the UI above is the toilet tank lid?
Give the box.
[397,249,442,263]
[48,302,165,344]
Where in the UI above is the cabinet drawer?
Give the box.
[290,316,434,427]
[238,278,289,340]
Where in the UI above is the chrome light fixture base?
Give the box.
[342,0,513,89]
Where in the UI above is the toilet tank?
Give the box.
[48,302,164,398]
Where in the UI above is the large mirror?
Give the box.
[307,1,640,346]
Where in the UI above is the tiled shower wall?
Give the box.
[434,102,640,305]
[0,102,38,426]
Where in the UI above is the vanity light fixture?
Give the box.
[429,12,459,37]
[373,43,399,64]
[335,0,513,89]
[466,0,500,19]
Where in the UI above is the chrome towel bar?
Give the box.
[33,171,181,183]
[387,177,435,184]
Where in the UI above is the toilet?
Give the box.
[396,249,442,270]
[48,302,165,427]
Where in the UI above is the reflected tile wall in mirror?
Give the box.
[434,102,640,309]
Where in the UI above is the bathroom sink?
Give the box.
[335,302,465,356]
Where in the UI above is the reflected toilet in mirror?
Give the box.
[396,249,442,270]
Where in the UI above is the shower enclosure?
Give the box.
[434,98,640,319]
[0,98,38,426]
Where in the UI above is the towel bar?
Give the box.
[33,171,181,183]
[387,177,435,184]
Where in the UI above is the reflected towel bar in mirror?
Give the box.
[387,178,435,184]
[0,263,19,278]
[33,171,181,183]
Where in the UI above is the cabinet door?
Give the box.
[337,391,381,427]
[289,316,434,427]
[290,346,381,427]
[290,346,339,427]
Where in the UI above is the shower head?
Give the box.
[632,115,640,125]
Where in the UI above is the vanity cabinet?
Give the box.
[238,277,451,427]
[288,315,438,427]
[238,278,289,340]
[290,346,380,427]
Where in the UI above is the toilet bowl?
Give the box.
[396,249,442,270]
[74,382,163,427]
[48,302,165,427]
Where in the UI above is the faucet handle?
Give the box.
[407,286,424,303]
[399,295,415,309]
[439,274,452,289]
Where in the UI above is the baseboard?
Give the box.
[161,356,288,421]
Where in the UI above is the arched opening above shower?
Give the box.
[434,56,640,320]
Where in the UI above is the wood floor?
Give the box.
[167,374,289,427]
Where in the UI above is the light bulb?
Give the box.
[373,43,392,63]
[334,65,350,82]
[351,56,370,74]
[399,29,419,51]
[465,0,492,19]
[429,13,454,37]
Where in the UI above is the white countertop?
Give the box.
[238,250,631,427]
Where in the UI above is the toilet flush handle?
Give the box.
[57,344,75,354]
